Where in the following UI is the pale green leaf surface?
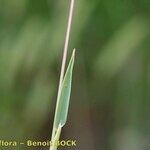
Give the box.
[54,50,75,129]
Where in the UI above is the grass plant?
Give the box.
[49,0,75,150]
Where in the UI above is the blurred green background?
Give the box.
[0,0,150,150]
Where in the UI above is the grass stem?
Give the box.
[50,0,75,148]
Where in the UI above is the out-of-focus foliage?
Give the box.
[0,0,149,150]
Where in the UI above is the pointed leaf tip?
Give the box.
[54,50,75,129]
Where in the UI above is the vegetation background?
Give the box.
[0,0,149,150]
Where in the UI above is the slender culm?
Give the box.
[50,0,75,150]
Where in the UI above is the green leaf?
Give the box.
[54,50,75,130]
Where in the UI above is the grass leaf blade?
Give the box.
[54,49,75,129]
